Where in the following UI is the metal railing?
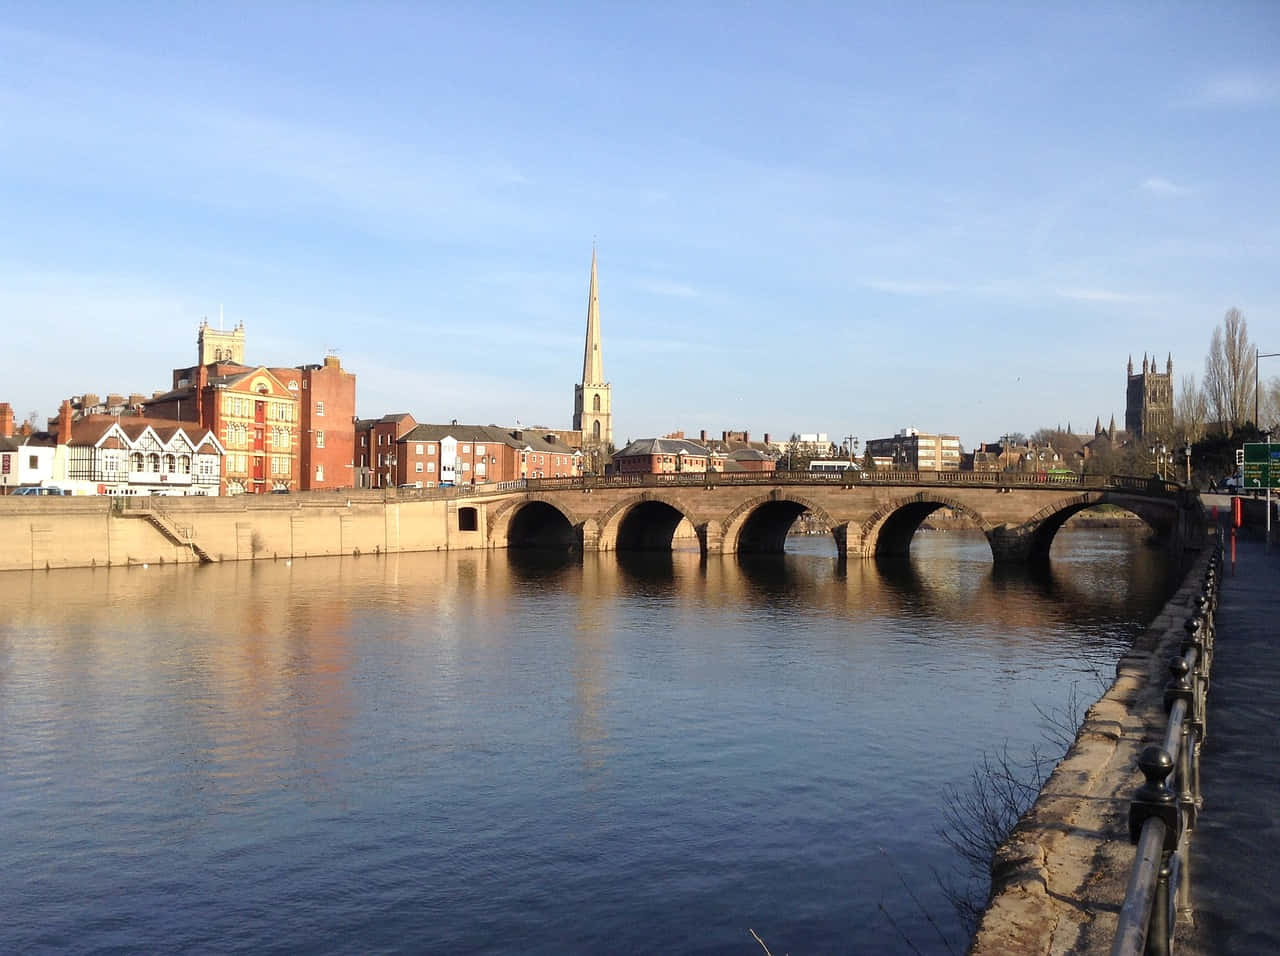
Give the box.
[518,471,1180,497]
[1111,541,1222,956]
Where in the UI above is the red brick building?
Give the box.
[613,437,713,475]
[355,413,418,488]
[396,424,582,487]
[270,356,355,490]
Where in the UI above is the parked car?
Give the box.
[398,482,423,490]
[270,488,291,495]
[12,486,70,496]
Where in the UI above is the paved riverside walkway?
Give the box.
[1181,532,1280,954]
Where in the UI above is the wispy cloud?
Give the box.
[1055,287,1153,305]
[1184,70,1280,108]
[1140,176,1189,197]
[858,278,959,297]
[633,278,699,298]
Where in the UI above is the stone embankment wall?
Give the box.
[0,491,510,572]
[969,545,1212,954]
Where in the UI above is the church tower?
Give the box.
[1124,351,1174,439]
[573,247,613,470]
[198,317,246,366]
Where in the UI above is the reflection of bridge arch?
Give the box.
[488,495,582,550]
[596,493,703,553]
[721,492,841,555]
[856,493,994,558]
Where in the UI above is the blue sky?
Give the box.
[2,2,1277,449]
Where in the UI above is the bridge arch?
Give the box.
[487,494,583,550]
[855,493,994,558]
[720,491,844,555]
[997,491,1177,562]
[595,492,703,553]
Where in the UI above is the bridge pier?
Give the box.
[698,521,726,556]
[581,518,601,552]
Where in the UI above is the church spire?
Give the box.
[581,244,604,386]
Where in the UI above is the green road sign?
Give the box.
[1241,443,1280,490]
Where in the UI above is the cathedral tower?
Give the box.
[573,247,613,470]
[1124,351,1174,439]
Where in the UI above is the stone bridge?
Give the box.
[461,472,1200,563]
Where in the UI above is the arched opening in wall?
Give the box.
[870,501,949,557]
[616,501,689,552]
[737,501,832,555]
[458,507,478,532]
[593,394,601,412]
[593,421,601,442]
[1035,502,1157,562]
[507,501,577,551]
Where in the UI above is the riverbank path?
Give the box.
[1182,530,1280,954]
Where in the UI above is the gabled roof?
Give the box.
[400,423,580,455]
[615,437,712,458]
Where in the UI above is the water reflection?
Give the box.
[0,528,1174,954]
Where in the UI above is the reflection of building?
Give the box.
[865,428,961,471]
[1125,353,1173,439]
[572,248,613,473]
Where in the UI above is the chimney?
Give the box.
[744,431,750,443]
[722,430,729,441]
[764,432,770,444]
[0,403,12,438]
[196,365,209,427]
[58,399,73,445]
[324,355,341,369]
[700,429,707,442]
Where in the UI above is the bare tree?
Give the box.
[1204,308,1256,433]
[1260,376,1280,433]
[1174,374,1209,443]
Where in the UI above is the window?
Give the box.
[460,461,470,472]
[316,401,325,417]
[148,453,160,472]
[593,421,601,441]
[316,465,324,482]
[415,461,423,473]
[476,461,486,476]
[462,444,471,453]
[164,454,176,473]
[475,445,485,455]
[427,445,435,455]
[427,462,435,473]
[29,455,38,469]
[593,394,602,412]
[316,430,325,448]
[416,444,423,455]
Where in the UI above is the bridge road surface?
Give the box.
[1181,528,1280,955]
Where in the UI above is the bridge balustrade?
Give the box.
[1111,542,1222,956]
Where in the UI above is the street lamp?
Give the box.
[1183,442,1192,486]
[1257,348,1280,427]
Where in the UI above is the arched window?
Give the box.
[148,453,161,472]
[593,421,601,441]
[593,394,602,412]
[131,452,144,472]
[179,455,191,474]
[164,454,176,473]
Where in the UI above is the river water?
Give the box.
[0,529,1174,954]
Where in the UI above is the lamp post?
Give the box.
[844,434,858,468]
[1257,348,1280,427]
[1183,442,1192,486]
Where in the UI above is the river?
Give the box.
[0,528,1174,954]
